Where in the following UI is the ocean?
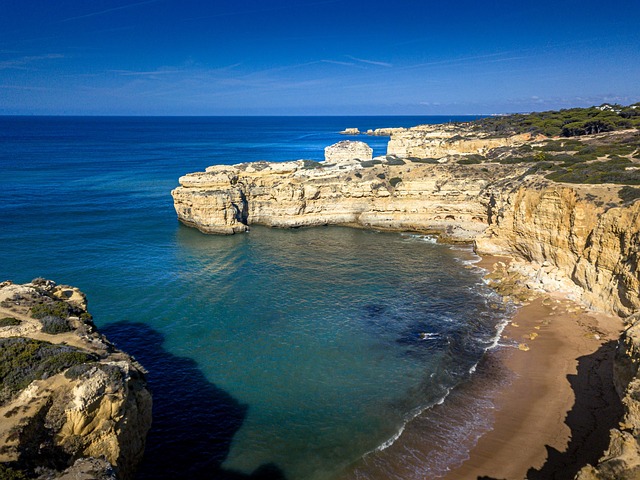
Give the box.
[0,116,512,479]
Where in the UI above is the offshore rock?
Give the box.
[0,280,152,480]
[324,140,372,163]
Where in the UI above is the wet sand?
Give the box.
[342,255,624,480]
[442,258,624,480]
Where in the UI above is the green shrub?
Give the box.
[30,302,69,320]
[40,316,72,334]
[301,160,322,170]
[408,157,439,164]
[0,338,95,404]
[359,160,383,168]
[0,465,28,480]
[619,186,640,203]
[458,154,485,165]
[385,156,406,166]
[389,177,402,187]
[376,173,385,179]
[0,318,21,328]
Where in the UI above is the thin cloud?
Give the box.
[321,59,356,67]
[61,0,161,22]
[0,54,64,70]
[346,55,393,67]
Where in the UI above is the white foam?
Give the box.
[402,233,438,244]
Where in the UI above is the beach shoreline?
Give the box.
[440,255,624,479]
[339,252,624,480]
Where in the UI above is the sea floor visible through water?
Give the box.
[0,115,518,479]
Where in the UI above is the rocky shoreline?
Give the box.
[0,279,151,480]
[172,122,640,478]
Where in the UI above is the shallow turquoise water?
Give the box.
[0,116,507,480]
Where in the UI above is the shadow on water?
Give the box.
[101,322,286,480]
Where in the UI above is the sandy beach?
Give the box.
[442,257,624,480]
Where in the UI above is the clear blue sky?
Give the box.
[1,0,639,115]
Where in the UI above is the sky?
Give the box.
[0,0,639,115]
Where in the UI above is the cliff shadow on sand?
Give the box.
[101,322,286,480]
[526,340,624,480]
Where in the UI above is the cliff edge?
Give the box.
[0,279,152,480]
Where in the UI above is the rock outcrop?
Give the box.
[0,280,152,480]
[387,123,536,158]
[324,140,372,163]
[172,157,529,241]
[475,186,640,317]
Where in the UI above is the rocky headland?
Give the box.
[172,108,640,478]
[0,279,151,480]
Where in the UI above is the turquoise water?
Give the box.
[0,116,508,480]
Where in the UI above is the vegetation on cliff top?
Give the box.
[472,103,640,138]
[0,338,95,404]
[453,130,640,185]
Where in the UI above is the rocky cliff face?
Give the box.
[0,280,152,480]
[386,123,536,158]
[475,186,640,317]
[172,157,529,241]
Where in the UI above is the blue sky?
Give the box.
[1,0,639,115]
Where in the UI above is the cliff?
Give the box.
[172,123,640,479]
[171,157,528,241]
[0,279,152,480]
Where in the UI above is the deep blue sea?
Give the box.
[0,116,511,480]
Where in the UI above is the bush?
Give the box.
[359,160,383,168]
[457,154,485,165]
[385,156,406,165]
[0,338,95,404]
[301,160,322,170]
[0,465,28,480]
[30,302,70,320]
[389,177,402,188]
[40,315,72,334]
[0,317,21,327]
[408,157,439,164]
[619,186,640,203]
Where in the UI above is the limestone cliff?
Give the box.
[171,157,528,241]
[386,123,536,158]
[0,279,152,480]
[475,186,640,317]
